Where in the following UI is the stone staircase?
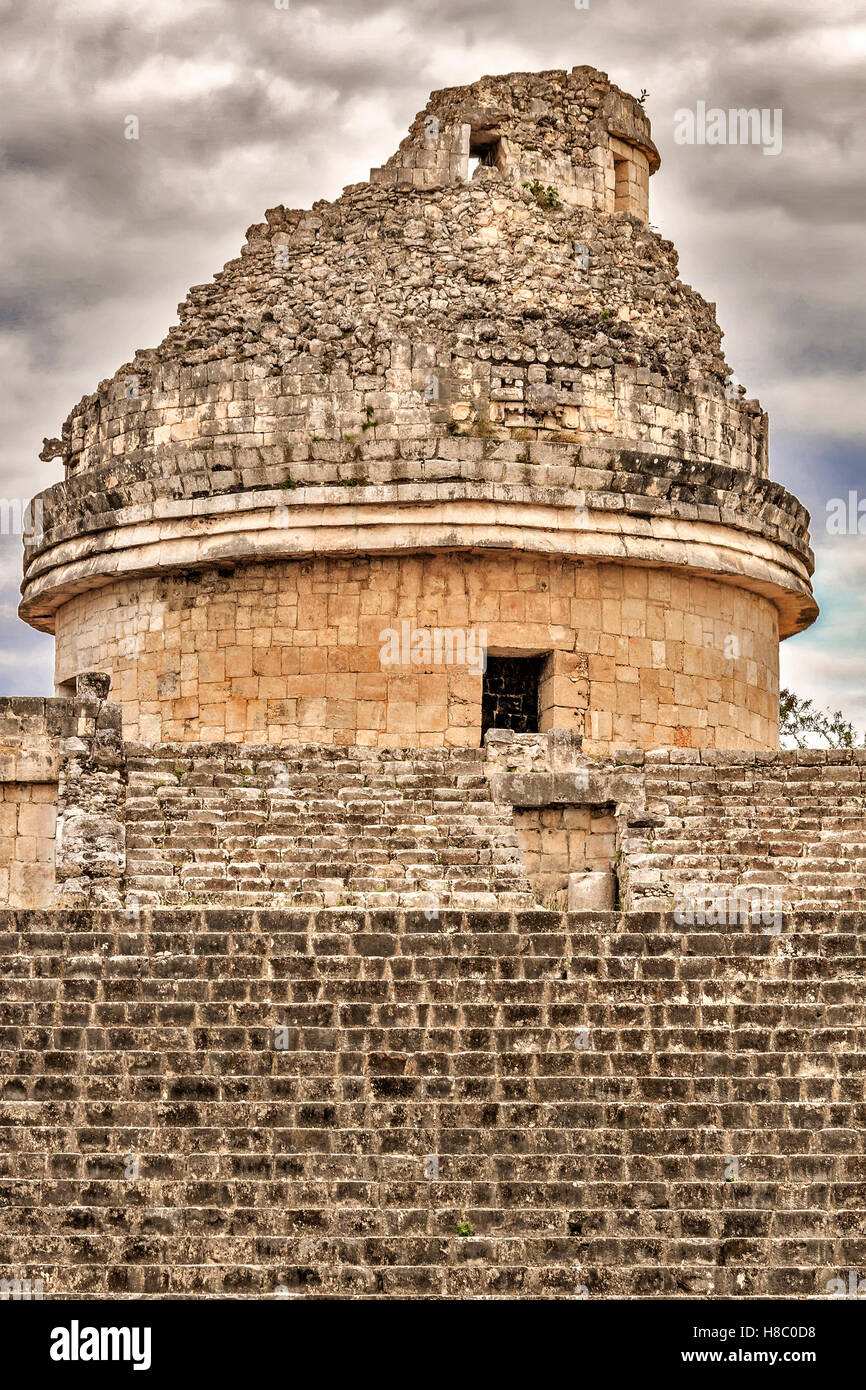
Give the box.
[123,745,536,910]
[621,750,866,912]
[1,906,865,1299]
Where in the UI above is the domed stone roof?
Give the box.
[22,68,817,753]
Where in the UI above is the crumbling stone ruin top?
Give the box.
[45,66,752,485]
[21,68,817,752]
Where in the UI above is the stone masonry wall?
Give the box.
[0,786,56,909]
[5,720,866,917]
[3,904,866,1299]
[485,734,866,915]
[0,697,62,908]
[0,683,126,911]
[53,555,780,751]
[374,67,657,217]
[513,805,616,906]
[620,748,866,913]
[123,743,534,911]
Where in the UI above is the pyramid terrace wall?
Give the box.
[620,747,866,912]
[3,904,866,1299]
[123,742,535,911]
[3,690,866,915]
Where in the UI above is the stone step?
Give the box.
[124,746,535,909]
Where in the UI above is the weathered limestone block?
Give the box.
[568,868,616,911]
[489,765,645,816]
[0,695,82,908]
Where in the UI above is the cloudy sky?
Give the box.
[1,0,864,729]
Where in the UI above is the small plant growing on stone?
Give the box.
[469,410,496,439]
[523,179,561,209]
[311,434,326,442]
[638,89,649,107]
[455,1221,474,1237]
[361,405,379,432]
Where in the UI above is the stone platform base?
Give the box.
[1,906,863,1299]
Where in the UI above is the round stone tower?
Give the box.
[23,66,817,752]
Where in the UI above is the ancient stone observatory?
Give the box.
[24,66,817,753]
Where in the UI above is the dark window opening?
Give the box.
[481,654,544,740]
[468,137,501,178]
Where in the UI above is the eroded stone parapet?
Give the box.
[53,673,125,909]
[0,688,126,910]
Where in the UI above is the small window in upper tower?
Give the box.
[614,156,631,212]
[468,137,501,178]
